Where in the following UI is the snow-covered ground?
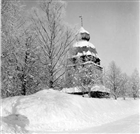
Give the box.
[0,89,139,134]
[74,114,139,133]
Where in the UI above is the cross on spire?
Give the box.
[79,16,83,27]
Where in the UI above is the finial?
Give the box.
[79,16,83,27]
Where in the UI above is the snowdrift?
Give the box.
[0,89,139,133]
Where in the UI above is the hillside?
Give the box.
[0,89,139,133]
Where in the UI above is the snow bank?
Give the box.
[0,89,139,133]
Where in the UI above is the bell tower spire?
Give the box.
[78,16,90,41]
[79,16,83,27]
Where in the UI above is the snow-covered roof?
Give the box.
[61,85,110,93]
[61,87,81,93]
[95,54,100,59]
[79,27,89,34]
[91,85,110,93]
[74,52,83,57]
[72,51,96,57]
[85,50,93,55]
[73,40,95,49]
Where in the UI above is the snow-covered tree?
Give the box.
[119,73,129,100]
[30,0,76,89]
[1,0,25,97]
[130,69,139,99]
[105,61,122,99]
[14,30,42,95]
[1,0,42,97]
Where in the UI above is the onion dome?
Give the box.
[79,27,90,41]
[71,27,98,58]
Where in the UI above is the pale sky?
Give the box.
[23,0,139,75]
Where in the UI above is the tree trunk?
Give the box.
[49,80,53,88]
[82,90,84,97]
[21,50,28,95]
[113,86,117,100]
[133,94,136,100]
[88,87,91,98]
[134,95,136,100]
[114,94,117,100]
[49,74,54,89]
[88,92,91,98]
[21,75,26,95]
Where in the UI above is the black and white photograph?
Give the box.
[1,0,139,133]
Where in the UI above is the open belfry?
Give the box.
[65,17,103,88]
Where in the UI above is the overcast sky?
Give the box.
[23,0,139,75]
